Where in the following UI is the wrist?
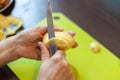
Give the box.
[0,45,19,67]
[0,36,20,66]
[0,35,20,60]
[7,36,20,60]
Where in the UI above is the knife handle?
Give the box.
[49,43,57,56]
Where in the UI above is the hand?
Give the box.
[37,42,74,80]
[13,26,63,60]
[0,26,78,66]
[12,26,78,60]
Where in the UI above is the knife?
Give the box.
[47,0,57,56]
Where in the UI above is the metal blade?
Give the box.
[47,0,57,56]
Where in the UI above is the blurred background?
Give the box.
[1,0,120,57]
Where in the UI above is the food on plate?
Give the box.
[0,0,9,9]
[43,32,75,50]
[0,30,5,40]
[0,14,22,36]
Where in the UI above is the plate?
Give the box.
[0,14,22,37]
[0,0,13,12]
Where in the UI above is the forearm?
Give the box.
[0,47,18,67]
[0,36,19,67]
[0,36,15,52]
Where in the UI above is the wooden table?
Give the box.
[0,0,120,79]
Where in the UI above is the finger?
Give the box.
[66,31,78,48]
[66,31,75,37]
[54,50,66,58]
[38,42,50,61]
[65,67,75,80]
[72,42,78,48]
[51,50,66,62]
[54,66,68,80]
[33,26,63,35]
[38,26,64,34]
[54,27,64,32]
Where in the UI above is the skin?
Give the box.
[0,26,77,66]
[0,26,63,66]
[0,26,77,80]
[37,42,74,80]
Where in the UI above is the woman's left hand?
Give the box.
[13,26,63,60]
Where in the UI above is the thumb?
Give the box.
[38,42,50,61]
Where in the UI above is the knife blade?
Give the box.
[47,0,57,56]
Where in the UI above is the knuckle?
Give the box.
[52,55,61,63]
[62,60,69,67]
[57,50,64,55]
[57,50,66,57]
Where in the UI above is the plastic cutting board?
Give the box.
[8,13,120,80]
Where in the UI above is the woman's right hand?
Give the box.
[37,42,74,80]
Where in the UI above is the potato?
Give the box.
[43,32,75,50]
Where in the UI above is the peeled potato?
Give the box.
[90,42,101,53]
[43,32,75,50]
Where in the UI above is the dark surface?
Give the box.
[0,65,19,80]
[0,0,120,79]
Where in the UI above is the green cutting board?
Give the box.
[8,13,120,80]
